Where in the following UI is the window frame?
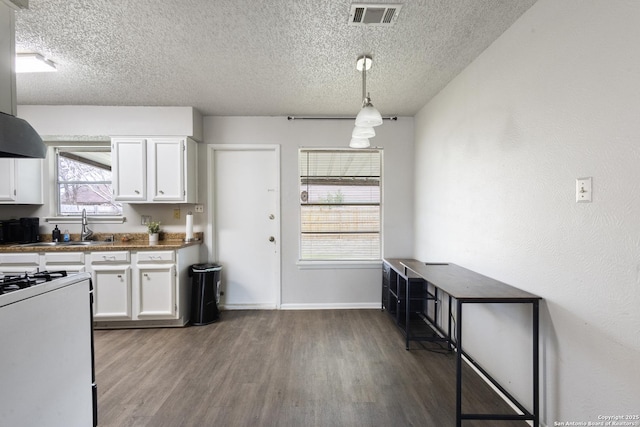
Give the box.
[298,147,383,264]
[46,143,124,223]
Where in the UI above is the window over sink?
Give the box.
[55,145,123,216]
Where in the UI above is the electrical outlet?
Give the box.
[195,204,204,213]
[141,215,151,225]
[173,208,181,219]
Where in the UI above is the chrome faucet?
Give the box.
[81,208,93,241]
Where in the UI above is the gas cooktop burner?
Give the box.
[0,271,69,295]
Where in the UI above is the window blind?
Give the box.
[299,149,381,261]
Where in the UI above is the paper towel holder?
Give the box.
[185,211,196,243]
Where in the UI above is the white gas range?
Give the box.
[0,270,97,427]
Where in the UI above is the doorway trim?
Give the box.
[206,144,281,309]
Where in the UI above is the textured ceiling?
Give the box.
[14,0,537,117]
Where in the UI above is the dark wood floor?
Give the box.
[94,310,528,426]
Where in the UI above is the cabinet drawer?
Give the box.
[0,253,40,265]
[43,252,85,264]
[136,251,175,263]
[90,251,130,263]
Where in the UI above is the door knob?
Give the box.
[269,236,275,242]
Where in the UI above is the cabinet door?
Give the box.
[0,159,43,204]
[0,159,16,201]
[92,265,132,320]
[136,264,176,319]
[14,159,43,204]
[112,138,146,201]
[149,138,185,201]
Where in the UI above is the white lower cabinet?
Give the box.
[0,246,199,327]
[135,250,176,319]
[90,246,199,328]
[90,252,132,321]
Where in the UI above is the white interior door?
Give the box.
[209,145,280,309]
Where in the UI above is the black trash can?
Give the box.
[189,263,222,325]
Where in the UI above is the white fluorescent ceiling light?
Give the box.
[16,53,57,73]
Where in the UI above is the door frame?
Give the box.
[206,144,281,309]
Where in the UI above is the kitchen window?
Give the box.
[299,148,381,261]
[55,146,122,216]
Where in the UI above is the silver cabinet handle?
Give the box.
[135,190,140,194]
[159,190,164,194]
[269,236,275,242]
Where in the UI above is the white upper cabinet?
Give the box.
[111,138,147,202]
[149,137,186,201]
[111,136,197,203]
[112,138,147,201]
[0,158,43,204]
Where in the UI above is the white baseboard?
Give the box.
[220,303,381,310]
[279,302,381,310]
[220,303,278,310]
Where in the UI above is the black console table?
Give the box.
[382,258,541,427]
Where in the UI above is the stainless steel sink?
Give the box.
[14,241,111,247]
[64,241,111,246]
[14,242,65,247]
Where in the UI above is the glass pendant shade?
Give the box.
[348,55,383,148]
[352,125,375,139]
[355,104,383,127]
[349,137,370,149]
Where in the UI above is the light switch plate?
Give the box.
[576,177,592,203]
[141,215,151,225]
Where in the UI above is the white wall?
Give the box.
[202,116,414,307]
[413,0,640,424]
[19,105,203,141]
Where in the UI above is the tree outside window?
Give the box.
[56,148,122,216]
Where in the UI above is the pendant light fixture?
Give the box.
[352,124,375,138]
[350,54,382,148]
[349,137,371,148]
[355,55,383,127]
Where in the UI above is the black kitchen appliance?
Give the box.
[0,217,40,244]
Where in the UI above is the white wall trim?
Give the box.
[280,303,381,310]
[221,304,279,310]
[296,260,382,270]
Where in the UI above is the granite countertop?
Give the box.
[0,232,203,253]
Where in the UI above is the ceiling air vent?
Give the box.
[349,3,403,26]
